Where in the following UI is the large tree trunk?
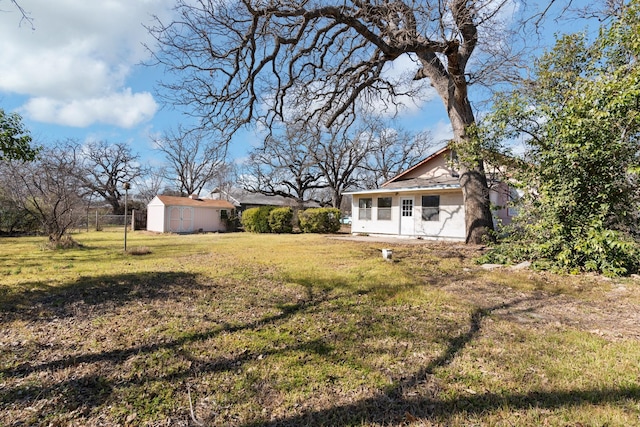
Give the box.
[417,49,495,244]
[448,100,495,244]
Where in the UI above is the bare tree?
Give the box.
[359,125,436,189]
[69,140,146,215]
[147,0,543,242]
[305,125,370,209]
[153,127,227,197]
[3,145,84,243]
[135,166,167,205]
[241,123,326,208]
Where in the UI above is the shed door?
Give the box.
[400,197,415,235]
[168,207,194,232]
[181,207,194,232]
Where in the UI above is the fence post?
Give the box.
[95,210,99,231]
[131,210,135,231]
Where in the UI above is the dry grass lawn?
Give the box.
[1,231,639,426]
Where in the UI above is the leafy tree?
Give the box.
[268,207,294,233]
[0,108,38,162]
[241,206,275,233]
[480,1,640,276]
[146,0,539,243]
[298,207,341,233]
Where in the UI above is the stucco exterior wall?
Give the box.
[146,195,232,233]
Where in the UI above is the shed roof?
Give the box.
[155,195,235,209]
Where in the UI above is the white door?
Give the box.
[400,197,414,235]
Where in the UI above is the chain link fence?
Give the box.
[77,210,146,232]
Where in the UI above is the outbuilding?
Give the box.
[147,194,235,233]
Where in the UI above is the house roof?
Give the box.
[383,176,460,190]
[343,146,460,196]
[155,195,235,209]
[211,187,321,208]
[343,181,460,196]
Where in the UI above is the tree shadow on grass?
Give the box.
[239,300,640,427]
[0,271,207,322]
[0,273,338,420]
[3,272,637,425]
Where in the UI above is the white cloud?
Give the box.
[430,120,454,145]
[23,89,158,128]
[0,0,174,128]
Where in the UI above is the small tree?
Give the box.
[241,206,275,233]
[268,207,294,234]
[4,145,85,245]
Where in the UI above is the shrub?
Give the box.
[221,209,240,232]
[298,208,341,233]
[127,246,153,256]
[241,206,275,233]
[268,207,294,233]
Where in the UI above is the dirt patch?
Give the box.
[334,236,640,340]
[441,278,640,341]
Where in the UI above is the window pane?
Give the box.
[402,199,413,217]
[421,195,440,221]
[358,198,372,220]
[378,197,392,208]
[377,197,392,220]
[359,198,372,209]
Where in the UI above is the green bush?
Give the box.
[220,209,240,232]
[241,206,274,233]
[268,207,293,233]
[298,208,341,234]
[479,221,640,277]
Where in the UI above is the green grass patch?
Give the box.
[0,231,639,426]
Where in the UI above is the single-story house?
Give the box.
[210,187,321,213]
[343,147,515,241]
[147,194,236,233]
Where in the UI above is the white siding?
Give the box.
[351,191,466,241]
[414,192,466,240]
[193,207,225,232]
[146,197,167,232]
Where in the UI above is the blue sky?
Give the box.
[0,0,457,167]
[0,0,593,167]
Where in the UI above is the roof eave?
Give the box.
[343,184,461,196]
